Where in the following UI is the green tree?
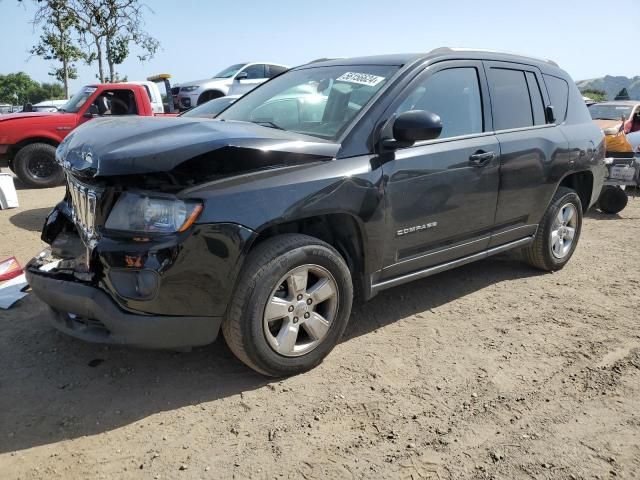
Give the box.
[615,88,630,101]
[581,88,607,103]
[69,0,159,83]
[21,0,84,98]
[0,72,64,104]
[0,72,39,104]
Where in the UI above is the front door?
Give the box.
[233,64,268,95]
[379,61,500,280]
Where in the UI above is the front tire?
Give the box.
[13,143,63,189]
[522,186,582,271]
[222,234,353,377]
[197,90,224,106]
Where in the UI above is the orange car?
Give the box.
[589,101,640,153]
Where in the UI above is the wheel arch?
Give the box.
[558,170,594,213]
[12,136,60,154]
[7,137,60,167]
[249,213,369,301]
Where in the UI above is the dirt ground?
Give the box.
[1,169,639,480]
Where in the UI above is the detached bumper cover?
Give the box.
[26,269,221,348]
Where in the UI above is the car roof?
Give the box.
[299,54,423,68]
[298,48,562,72]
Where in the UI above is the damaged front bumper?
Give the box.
[27,254,221,348]
[26,204,256,349]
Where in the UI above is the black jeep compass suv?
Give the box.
[27,48,606,376]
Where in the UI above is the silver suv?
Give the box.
[172,62,289,110]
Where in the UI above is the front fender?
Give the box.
[184,155,386,277]
[186,155,384,232]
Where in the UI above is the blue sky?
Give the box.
[1,0,637,94]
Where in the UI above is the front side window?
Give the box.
[395,67,483,139]
[218,64,398,140]
[268,65,288,78]
[93,89,137,116]
[241,64,267,79]
[488,68,533,130]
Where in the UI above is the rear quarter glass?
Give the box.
[543,74,569,123]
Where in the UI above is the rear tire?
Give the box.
[522,186,582,271]
[222,234,353,377]
[597,186,628,214]
[13,143,63,189]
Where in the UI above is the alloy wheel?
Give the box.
[263,264,339,357]
[550,203,578,259]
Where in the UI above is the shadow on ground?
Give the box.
[9,207,52,232]
[585,208,640,221]
[0,252,542,454]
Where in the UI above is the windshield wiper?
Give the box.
[251,120,284,130]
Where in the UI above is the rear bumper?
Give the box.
[26,267,221,349]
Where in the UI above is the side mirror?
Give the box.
[84,104,99,118]
[235,71,248,81]
[383,110,442,149]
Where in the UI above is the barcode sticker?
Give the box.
[336,72,385,87]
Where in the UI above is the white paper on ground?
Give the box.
[0,173,19,209]
[0,273,29,309]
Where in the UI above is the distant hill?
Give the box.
[576,75,640,100]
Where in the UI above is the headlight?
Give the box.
[180,86,200,92]
[105,193,203,234]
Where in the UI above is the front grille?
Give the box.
[66,175,103,248]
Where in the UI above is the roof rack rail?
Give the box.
[427,47,559,67]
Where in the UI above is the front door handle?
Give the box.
[469,151,496,167]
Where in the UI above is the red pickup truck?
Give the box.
[0,82,175,188]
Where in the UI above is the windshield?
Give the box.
[61,87,97,113]
[589,104,634,121]
[213,63,246,79]
[181,96,238,118]
[218,64,399,140]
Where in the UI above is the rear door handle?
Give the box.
[469,151,496,167]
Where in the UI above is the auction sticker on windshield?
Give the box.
[337,72,386,87]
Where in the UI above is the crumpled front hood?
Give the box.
[57,116,339,181]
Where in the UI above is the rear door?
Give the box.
[379,60,501,280]
[485,61,569,246]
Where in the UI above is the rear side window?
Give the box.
[143,85,153,103]
[394,67,483,139]
[267,65,288,78]
[488,68,533,130]
[543,74,569,123]
[525,72,546,125]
